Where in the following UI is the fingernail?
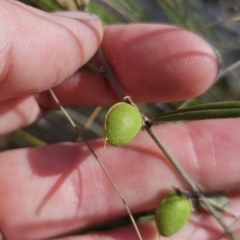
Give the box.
[211,47,222,82]
[52,11,99,21]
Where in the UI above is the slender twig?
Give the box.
[74,0,89,11]
[199,196,237,240]
[57,3,141,238]
[82,140,143,240]
[206,199,236,218]
[218,60,240,79]
[218,214,240,240]
[97,50,236,239]
[48,89,143,240]
[145,125,199,192]
[84,106,102,130]
[97,49,125,99]
[145,126,235,239]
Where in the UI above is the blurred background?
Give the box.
[1,0,240,237]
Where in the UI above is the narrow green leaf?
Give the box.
[153,101,240,123]
[156,0,192,29]
[29,0,65,11]
[7,130,46,147]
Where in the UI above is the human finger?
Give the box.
[0,0,102,101]
[0,96,42,135]
[0,119,240,239]
[38,24,221,107]
[0,22,219,134]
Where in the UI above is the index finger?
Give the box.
[38,24,220,107]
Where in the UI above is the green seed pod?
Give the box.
[104,102,143,147]
[155,191,192,237]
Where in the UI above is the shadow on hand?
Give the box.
[27,141,103,215]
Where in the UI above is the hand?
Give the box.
[1,1,238,240]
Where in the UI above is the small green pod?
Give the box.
[155,192,192,237]
[104,102,143,147]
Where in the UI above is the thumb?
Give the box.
[0,0,102,101]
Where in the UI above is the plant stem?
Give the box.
[97,50,236,240]
[145,126,199,192]
[49,89,143,240]
[83,106,102,130]
[145,126,235,240]
[199,195,237,240]
[97,49,125,99]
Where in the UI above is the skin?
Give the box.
[0,0,240,239]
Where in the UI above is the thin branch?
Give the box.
[73,0,90,11]
[199,196,237,240]
[49,89,76,128]
[84,106,102,130]
[49,89,143,240]
[82,139,143,240]
[97,49,125,99]
[218,214,240,240]
[145,125,235,239]
[98,50,236,239]
[145,125,198,192]
[206,199,236,218]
